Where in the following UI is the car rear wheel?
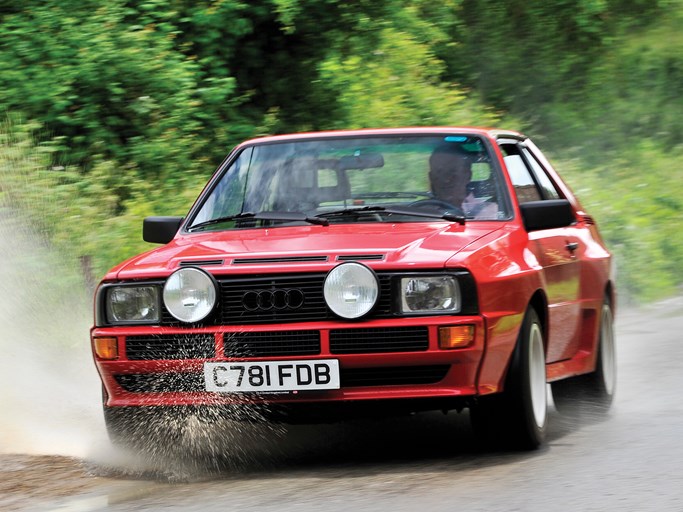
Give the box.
[552,298,616,415]
[470,307,547,449]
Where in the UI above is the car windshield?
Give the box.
[188,134,510,231]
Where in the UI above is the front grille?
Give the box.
[159,273,393,326]
[219,274,328,324]
[330,327,429,354]
[124,328,424,362]
[224,331,321,357]
[152,270,476,327]
[115,373,204,393]
[125,334,215,360]
[216,274,392,325]
[114,365,450,393]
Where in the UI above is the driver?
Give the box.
[428,144,498,219]
[428,144,472,210]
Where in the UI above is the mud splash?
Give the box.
[0,211,105,457]
[0,210,287,478]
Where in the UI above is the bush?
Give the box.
[553,140,683,302]
[0,120,202,283]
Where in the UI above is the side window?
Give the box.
[521,147,561,200]
[500,143,543,204]
[193,147,253,224]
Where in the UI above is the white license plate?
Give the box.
[204,359,340,393]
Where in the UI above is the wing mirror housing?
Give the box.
[143,216,184,244]
[520,199,575,231]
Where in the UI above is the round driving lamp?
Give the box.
[163,267,218,323]
[323,262,379,319]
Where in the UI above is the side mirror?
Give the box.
[143,216,184,244]
[520,199,575,231]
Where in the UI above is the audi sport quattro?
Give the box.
[91,127,616,449]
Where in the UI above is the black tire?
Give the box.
[552,298,616,416]
[470,307,548,450]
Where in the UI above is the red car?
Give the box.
[91,127,616,450]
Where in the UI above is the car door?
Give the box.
[499,140,582,363]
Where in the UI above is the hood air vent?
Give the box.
[232,256,328,265]
[337,254,385,261]
[179,259,224,267]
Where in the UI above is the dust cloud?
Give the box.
[0,211,106,457]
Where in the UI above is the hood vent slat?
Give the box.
[337,254,385,261]
[232,256,328,265]
[179,259,224,267]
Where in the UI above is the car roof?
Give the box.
[235,127,526,147]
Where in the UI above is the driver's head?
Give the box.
[428,144,472,207]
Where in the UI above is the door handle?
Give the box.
[566,242,579,253]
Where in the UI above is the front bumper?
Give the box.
[92,316,486,409]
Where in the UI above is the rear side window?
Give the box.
[521,148,560,200]
[499,142,562,204]
[500,143,543,204]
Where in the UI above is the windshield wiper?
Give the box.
[317,206,466,225]
[188,211,329,232]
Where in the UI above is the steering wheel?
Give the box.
[408,199,466,218]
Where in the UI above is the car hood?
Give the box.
[110,222,505,280]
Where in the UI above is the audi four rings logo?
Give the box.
[242,289,305,311]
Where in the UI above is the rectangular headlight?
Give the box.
[400,276,461,314]
[105,285,160,324]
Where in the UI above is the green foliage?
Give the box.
[524,3,683,155]
[555,141,683,302]
[0,120,202,280]
[319,25,499,129]
[0,0,265,181]
[0,0,681,301]
[442,0,668,113]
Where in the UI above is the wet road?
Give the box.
[2,297,683,511]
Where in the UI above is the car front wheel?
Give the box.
[470,306,547,449]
